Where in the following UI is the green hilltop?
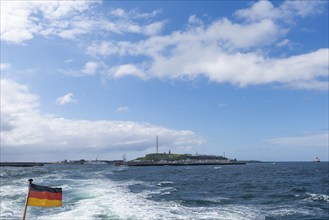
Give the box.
[135,153,228,162]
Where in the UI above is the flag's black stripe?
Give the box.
[30,183,62,193]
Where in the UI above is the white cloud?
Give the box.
[143,21,166,36]
[108,64,147,79]
[86,17,284,56]
[105,10,165,36]
[89,25,327,90]
[87,41,133,56]
[132,9,162,19]
[1,2,165,44]
[204,18,283,49]
[3,1,327,91]
[56,93,77,105]
[83,0,328,90]
[188,15,204,27]
[59,61,102,77]
[280,0,326,17]
[110,8,126,18]
[131,17,283,54]
[234,1,281,22]
[266,131,329,148]
[286,80,328,91]
[0,63,11,70]
[0,1,97,44]
[190,48,329,89]
[235,0,326,22]
[0,79,39,115]
[110,8,161,20]
[82,61,100,75]
[116,106,129,113]
[276,39,292,48]
[1,79,204,160]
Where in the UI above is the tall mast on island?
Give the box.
[156,136,159,154]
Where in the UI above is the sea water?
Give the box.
[0,162,328,220]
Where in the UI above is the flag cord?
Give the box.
[22,179,33,220]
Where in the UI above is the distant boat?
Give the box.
[313,157,320,162]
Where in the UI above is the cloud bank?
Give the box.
[0,79,204,160]
[87,1,328,90]
[1,1,328,90]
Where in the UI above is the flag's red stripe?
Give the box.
[29,190,62,200]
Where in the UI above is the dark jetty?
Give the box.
[0,162,45,167]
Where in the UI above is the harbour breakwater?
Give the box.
[127,160,246,166]
[0,162,45,167]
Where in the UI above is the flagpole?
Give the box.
[22,179,33,220]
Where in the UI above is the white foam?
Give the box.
[156,180,174,186]
[306,193,329,202]
[0,176,301,220]
[0,185,28,219]
[11,176,265,220]
[169,205,266,220]
[268,205,316,217]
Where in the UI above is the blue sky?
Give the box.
[1,0,328,162]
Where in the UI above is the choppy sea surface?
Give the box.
[1,162,328,220]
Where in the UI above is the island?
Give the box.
[127,152,246,166]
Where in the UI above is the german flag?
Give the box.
[27,183,62,207]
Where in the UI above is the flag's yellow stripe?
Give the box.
[27,197,62,207]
